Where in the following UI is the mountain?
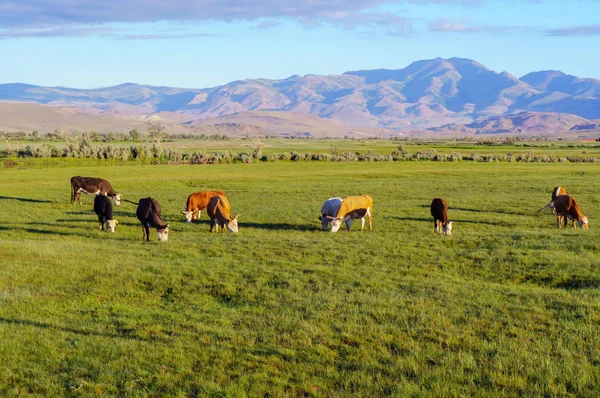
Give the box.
[1,57,600,136]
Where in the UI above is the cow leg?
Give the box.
[360,217,365,231]
[368,208,373,232]
[197,210,201,220]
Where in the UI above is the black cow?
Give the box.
[93,194,118,232]
[71,176,121,206]
[136,197,169,241]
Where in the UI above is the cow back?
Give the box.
[187,190,226,211]
[430,198,449,224]
[336,195,373,219]
[137,197,166,227]
[207,196,231,221]
[94,195,113,219]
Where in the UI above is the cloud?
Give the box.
[546,24,600,36]
[428,18,533,34]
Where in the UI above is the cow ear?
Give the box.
[115,220,119,224]
[181,211,185,215]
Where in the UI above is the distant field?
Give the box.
[1,161,599,396]
[4,137,600,158]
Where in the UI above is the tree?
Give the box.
[147,122,165,147]
[129,129,141,141]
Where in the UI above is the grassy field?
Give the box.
[1,160,599,396]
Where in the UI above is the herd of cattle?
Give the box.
[70,176,589,242]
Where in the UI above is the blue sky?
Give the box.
[1,0,599,88]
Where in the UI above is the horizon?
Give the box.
[1,1,599,88]
[2,56,598,90]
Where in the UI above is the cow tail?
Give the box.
[122,199,139,206]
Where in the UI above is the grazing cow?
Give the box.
[136,197,169,241]
[71,176,121,206]
[553,195,589,229]
[318,197,345,231]
[207,196,239,233]
[93,194,118,232]
[430,198,453,236]
[181,190,226,223]
[537,186,567,214]
[328,195,373,233]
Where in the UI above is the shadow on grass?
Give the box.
[451,207,530,216]
[0,195,54,204]
[239,222,315,231]
[392,216,510,227]
[0,317,166,342]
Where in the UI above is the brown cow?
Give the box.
[207,196,239,233]
[430,198,453,235]
[328,195,373,233]
[553,195,589,229]
[537,186,567,214]
[181,190,226,223]
[71,176,121,206]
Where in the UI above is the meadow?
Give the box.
[0,159,599,396]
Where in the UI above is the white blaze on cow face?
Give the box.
[442,221,453,236]
[330,218,343,233]
[106,219,118,233]
[112,194,121,207]
[181,211,194,223]
[157,226,169,241]
[579,216,589,229]
[226,215,240,233]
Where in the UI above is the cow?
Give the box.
[430,198,453,236]
[537,186,567,214]
[553,195,589,229]
[318,197,344,231]
[207,195,239,233]
[136,197,169,241]
[93,194,118,232]
[181,190,226,223]
[71,176,121,206]
[328,195,373,233]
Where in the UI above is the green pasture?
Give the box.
[0,161,599,396]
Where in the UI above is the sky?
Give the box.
[0,0,599,89]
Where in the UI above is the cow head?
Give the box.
[329,217,343,233]
[112,194,121,206]
[226,215,240,233]
[105,219,118,233]
[578,216,589,229]
[442,222,453,236]
[157,225,169,241]
[181,211,194,223]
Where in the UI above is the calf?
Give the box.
[329,195,373,233]
[430,198,453,235]
[71,176,121,206]
[181,190,226,223]
[318,197,344,231]
[93,194,118,232]
[207,196,239,233]
[136,197,169,241]
[553,195,589,229]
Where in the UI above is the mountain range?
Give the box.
[1,57,599,137]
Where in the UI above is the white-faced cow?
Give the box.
[318,197,345,231]
[71,176,121,206]
[329,195,373,233]
[553,195,589,229]
[181,190,226,223]
[430,198,453,236]
[537,186,567,214]
[136,197,169,241]
[207,195,239,233]
[93,194,118,232]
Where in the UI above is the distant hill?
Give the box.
[1,57,600,136]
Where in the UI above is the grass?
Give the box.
[0,160,599,396]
